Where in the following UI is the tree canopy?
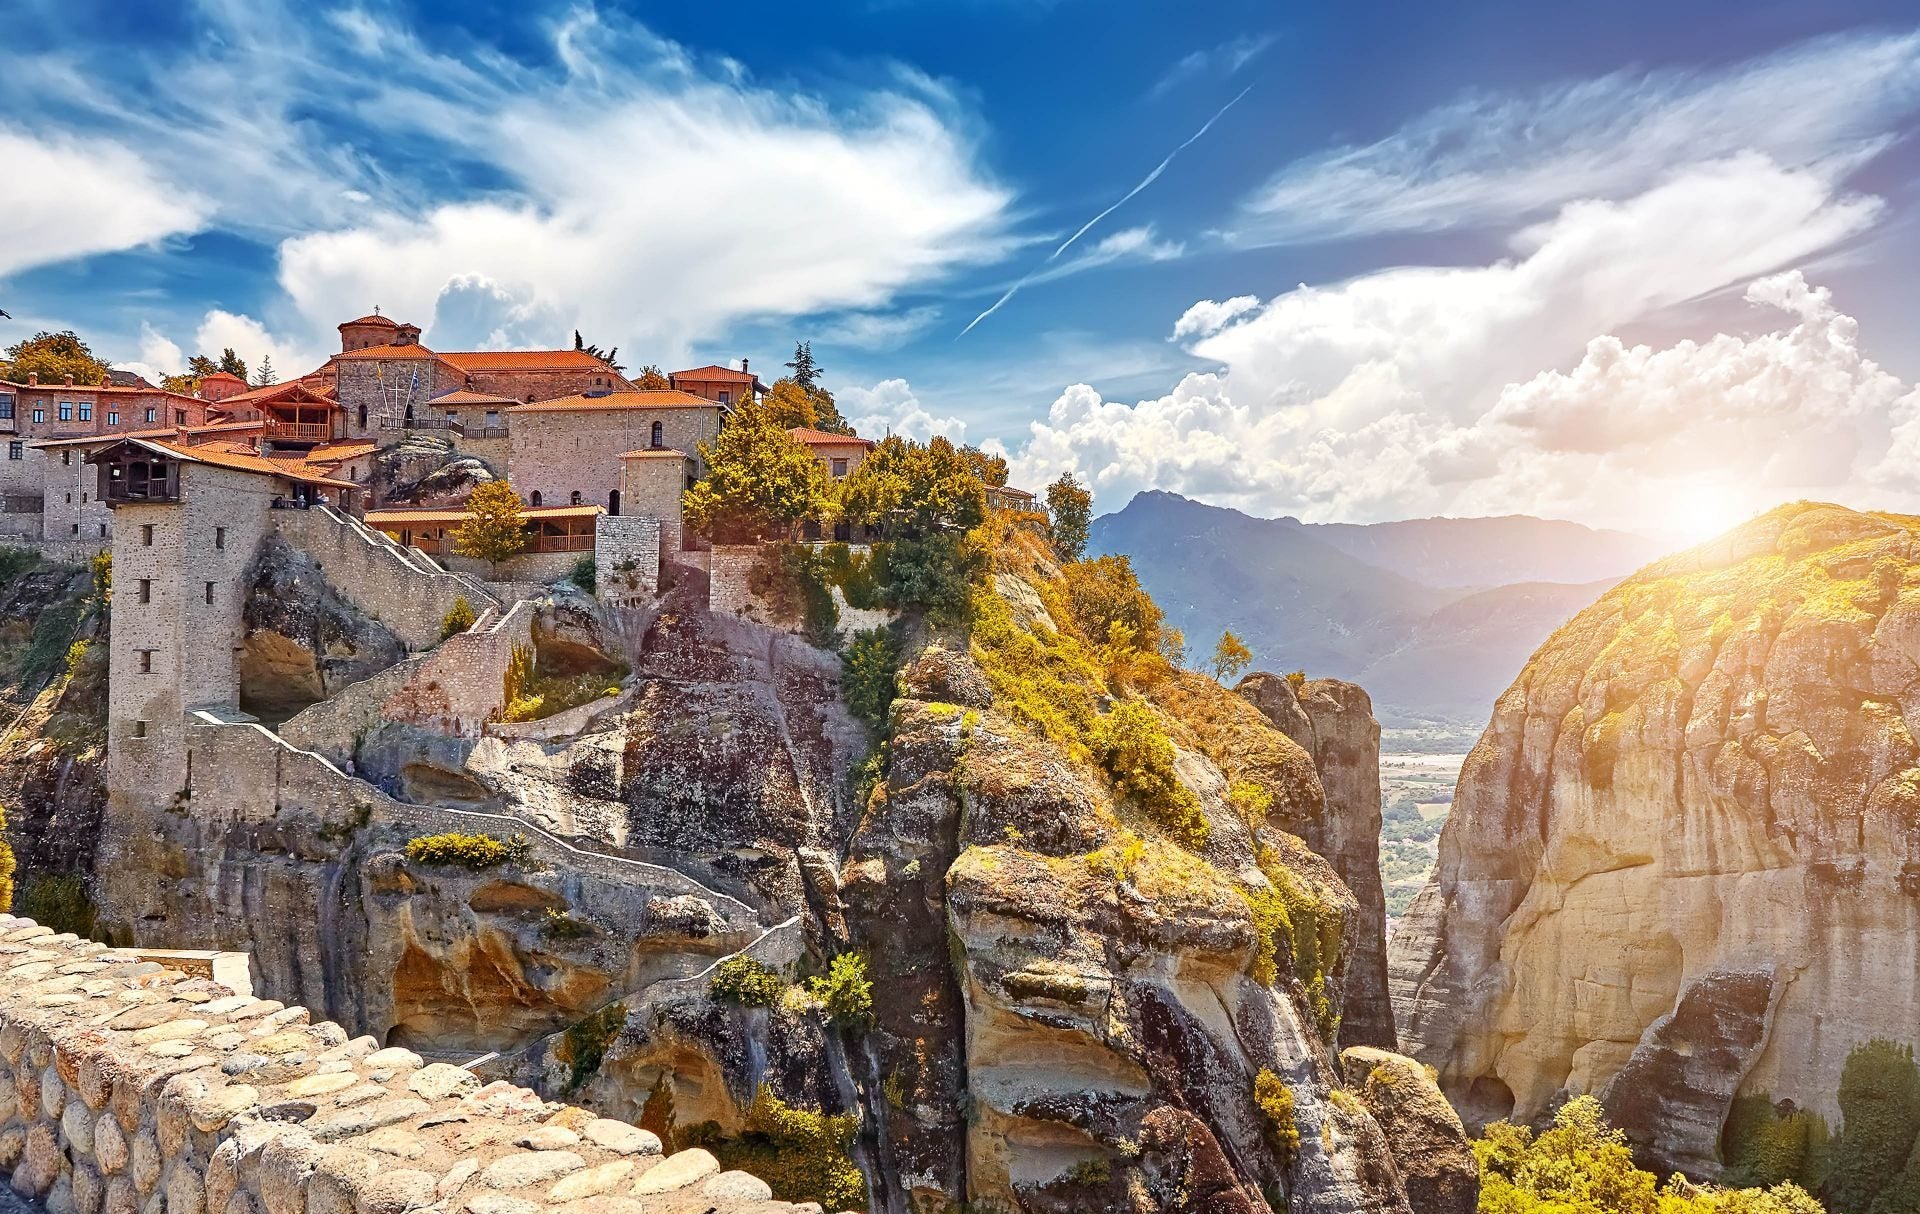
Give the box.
[963,446,1010,488]
[761,378,821,430]
[1046,472,1092,562]
[839,434,987,540]
[455,482,530,574]
[2,331,110,386]
[634,364,670,390]
[1211,630,1252,682]
[252,355,278,387]
[573,330,623,371]
[785,341,822,390]
[684,396,834,542]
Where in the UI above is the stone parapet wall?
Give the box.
[444,550,580,585]
[382,599,537,738]
[594,517,660,606]
[278,656,428,768]
[0,915,799,1214]
[707,545,765,620]
[270,506,496,651]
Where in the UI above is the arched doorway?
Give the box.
[608,489,621,516]
[530,491,542,507]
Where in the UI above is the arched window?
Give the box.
[650,421,664,448]
[530,490,542,507]
[570,490,582,505]
[357,404,368,429]
[609,489,620,517]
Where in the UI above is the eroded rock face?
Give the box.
[372,434,499,507]
[1391,503,1920,1167]
[241,536,407,716]
[1341,1047,1478,1214]
[1241,674,1394,1050]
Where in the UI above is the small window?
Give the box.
[142,524,155,546]
[718,390,730,405]
[80,492,86,504]
[144,408,156,424]
[58,402,72,421]
[214,526,225,550]
[69,523,77,535]
[62,452,71,466]
[650,421,664,447]
[31,409,43,424]
[5,443,19,461]
[108,411,119,426]
[0,396,11,420]
[175,410,186,425]
[78,402,91,422]
[530,491,542,507]
[133,720,147,739]
[204,582,214,605]
[570,490,582,505]
[98,524,106,538]
[64,493,71,505]
[138,650,153,674]
[831,458,848,477]
[138,579,152,604]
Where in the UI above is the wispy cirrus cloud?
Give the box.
[1148,32,1274,99]
[813,306,944,351]
[1232,28,1920,245]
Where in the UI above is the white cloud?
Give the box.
[1148,33,1275,99]
[1010,157,1916,539]
[0,128,208,278]
[812,306,943,351]
[0,5,1013,359]
[1234,29,1920,244]
[841,378,967,442]
[1172,295,1260,340]
[192,311,323,382]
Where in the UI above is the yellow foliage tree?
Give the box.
[455,482,529,576]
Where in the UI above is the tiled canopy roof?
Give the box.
[510,390,719,414]
[367,504,604,526]
[787,427,873,448]
[440,350,617,372]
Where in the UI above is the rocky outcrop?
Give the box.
[240,535,406,717]
[372,434,499,507]
[1341,1047,1478,1214]
[1390,503,1920,1173]
[1241,673,1394,1050]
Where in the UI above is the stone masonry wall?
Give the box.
[707,545,766,620]
[381,599,537,738]
[593,517,660,606]
[0,915,795,1214]
[617,454,687,555]
[508,407,721,514]
[268,506,496,652]
[40,449,112,549]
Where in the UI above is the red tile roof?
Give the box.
[367,504,604,526]
[431,389,519,407]
[510,390,721,414]
[92,437,355,489]
[27,420,265,450]
[339,314,399,329]
[671,364,755,383]
[440,349,618,373]
[617,447,691,459]
[787,428,874,448]
[198,372,247,386]
[332,343,445,361]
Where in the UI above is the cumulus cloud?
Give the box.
[0,128,207,278]
[1009,157,1918,539]
[841,378,968,442]
[1,4,1013,359]
[193,312,323,382]
[1234,29,1920,244]
[1171,295,1260,340]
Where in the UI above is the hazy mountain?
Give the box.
[1090,491,1657,724]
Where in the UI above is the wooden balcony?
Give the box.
[265,420,333,443]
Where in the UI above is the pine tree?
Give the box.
[785,341,822,391]
[252,355,277,387]
[217,348,248,381]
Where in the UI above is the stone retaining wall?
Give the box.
[0,916,802,1214]
[270,507,494,652]
[381,600,537,739]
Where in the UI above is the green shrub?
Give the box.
[13,873,94,937]
[569,555,597,593]
[63,640,92,678]
[1725,1095,1817,1188]
[840,627,902,732]
[89,551,111,604]
[1254,1069,1299,1164]
[710,956,784,1008]
[808,952,873,1028]
[0,547,38,585]
[877,534,984,628]
[751,543,840,644]
[819,542,883,609]
[712,1085,866,1211]
[1089,700,1208,849]
[562,1001,626,1093]
[403,831,530,871]
[542,909,595,940]
[1826,1040,1920,1213]
[440,596,477,639]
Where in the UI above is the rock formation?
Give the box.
[1391,502,1920,1174]
[1241,673,1394,1050]
[240,536,407,718]
[372,434,499,507]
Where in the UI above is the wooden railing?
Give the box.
[265,420,332,442]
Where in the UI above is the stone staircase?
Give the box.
[270,504,501,650]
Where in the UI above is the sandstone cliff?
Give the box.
[1391,502,1920,1175]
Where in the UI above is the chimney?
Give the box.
[740,358,749,374]
[25,373,36,387]
[63,374,74,387]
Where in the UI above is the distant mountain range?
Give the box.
[1089,492,1668,725]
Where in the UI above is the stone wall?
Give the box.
[707,545,765,620]
[593,517,660,606]
[508,406,722,514]
[39,449,112,548]
[268,506,496,652]
[382,599,537,738]
[443,549,580,585]
[0,915,792,1214]
[617,453,688,554]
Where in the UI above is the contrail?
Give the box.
[960,84,1253,338]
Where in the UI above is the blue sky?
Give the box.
[5,0,1920,538]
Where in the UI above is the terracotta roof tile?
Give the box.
[510,390,721,414]
[332,343,445,361]
[367,504,604,526]
[617,447,691,459]
[671,364,755,382]
[440,349,618,373]
[787,427,873,448]
[339,313,400,329]
[431,389,518,407]
[93,437,356,489]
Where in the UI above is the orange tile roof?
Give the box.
[788,427,874,448]
[367,504,604,526]
[221,379,337,407]
[672,364,755,382]
[29,426,183,449]
[440,349,617,373]
[340,314,399,329]
[510,390,720,414]
[617,447,691,459]
[198,372,246,385]
[95,437,356,489]
[431,389,518,406]
[1,379,202,402]
[332,343,445,361]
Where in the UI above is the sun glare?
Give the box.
[1666,483,1754,545]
